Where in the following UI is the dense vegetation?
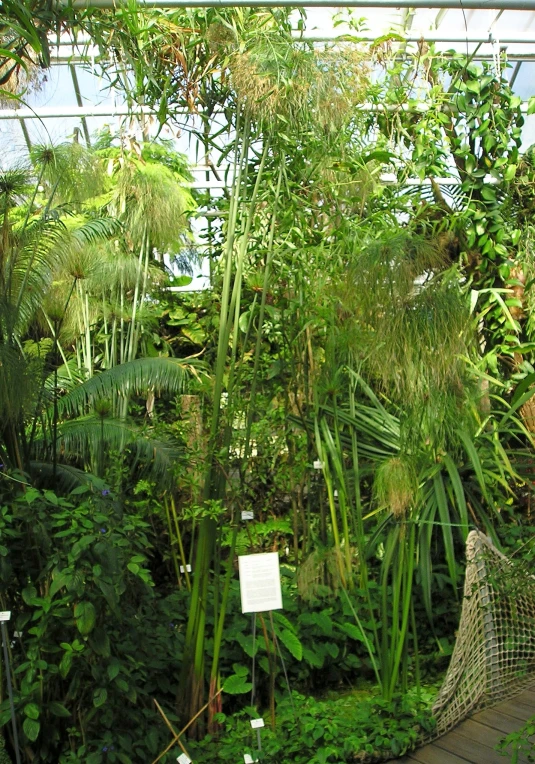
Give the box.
[1,3,535,763]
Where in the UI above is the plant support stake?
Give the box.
[0,615,22,764]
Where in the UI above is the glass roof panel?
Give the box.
[25,64,77,109]
[513,61,535,98]
[523,115,535,148]
[2,5,535,167]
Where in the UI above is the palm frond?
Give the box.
[69,216,123,247]
[58,356,204,416]
[30,460,108,492]
[34,416,182,484]
[8,213,122,336]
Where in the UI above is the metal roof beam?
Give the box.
[69,64,92,147]
[509,60,523,85]
[64,0,535,9]
[0,106,155,119]
[48,32,535,44]
[1,99,533,121]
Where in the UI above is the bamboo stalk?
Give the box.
[164,497,182,588]
[170,496,191,592]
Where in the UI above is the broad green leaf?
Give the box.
[86,753,104,764]
[504,164,517,182]
[21,585,37,605]
[24,703,40,720]
[339,622,364,641]
[59,651,73,679]
[49,569,70,598]
[222,674,253,695]
[480,186,496,202]
[74,601,96,636]
[23,717,40,742]
[90,627,111,658]
[48,702,71,718]
[271,611,296,633]
[302,646,325,668]
[107,660,121,680]
[93,687,108,708]
[279,629,303,660]
[231,663,249,678]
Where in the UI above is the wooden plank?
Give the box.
[499,693,535,710]
[513,689,535,706]
[387,684,535,763]
[498,699,535,722]
[473,707,532,734]
[453,718,504,748]
[405,742,471,763]
[433,729,510,764]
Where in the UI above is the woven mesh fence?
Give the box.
[431,529,535,738]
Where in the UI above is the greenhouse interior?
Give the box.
[2,1,535,762]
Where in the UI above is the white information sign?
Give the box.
[244,754,259,763]
[250,718,265,729]
[177,754,191,764]
[239,553,282,614]
[241,510,254,521]
[0,612,11,622]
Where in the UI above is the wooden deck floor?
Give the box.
[394,686,535,764]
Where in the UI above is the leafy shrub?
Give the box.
[0,486,188,763]
[187,690,436,763]
[496,715,535,763]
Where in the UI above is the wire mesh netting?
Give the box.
[431,529,535,738]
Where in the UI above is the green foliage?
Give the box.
[0,135,198,487]
[0,731,10,764]
[4,7,535,757]
[496,715,535,762]
[58,357,198,415]
[0,485,189,763]
[30,143,105,206]
[188,690,436,763]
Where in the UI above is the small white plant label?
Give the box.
[239,553,282,613]
[250,718,265,729]
[0,612,11,622]
[177,754,191,764]
[313,460,324,470]
[241,510,254,520]
[179,564,192,573]
[244,755,259,763]
[334,490,338,497]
